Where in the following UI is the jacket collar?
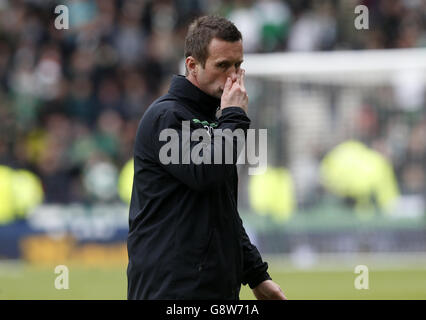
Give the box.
[168,75,221,119]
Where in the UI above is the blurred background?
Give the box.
[0,0,426,299]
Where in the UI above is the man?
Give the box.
[127,15,286,300]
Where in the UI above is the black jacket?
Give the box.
[127,75,270,300]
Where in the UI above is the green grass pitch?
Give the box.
[1,261,426,300]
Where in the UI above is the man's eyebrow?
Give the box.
[215,59,244,65]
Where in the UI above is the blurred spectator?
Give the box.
[227,0,292,52]
[287,1,337,51]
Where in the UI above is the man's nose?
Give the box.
[228,67,238,82]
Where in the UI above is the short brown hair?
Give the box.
[184,15,242,69]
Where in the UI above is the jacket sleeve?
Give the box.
[233,170,272,288]
[239,217,272,288]
[151,106,251,191]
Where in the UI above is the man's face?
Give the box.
[189,38,244,99]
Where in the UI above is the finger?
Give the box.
[223,77,232,93]
[277,287,287,300]
[236,68,243,86]
[240,69,246,90]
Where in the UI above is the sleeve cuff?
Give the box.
[220,106,247,116]
[248,271,272,289]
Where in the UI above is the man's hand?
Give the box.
[252,280,287,300]
[220,69,248,113]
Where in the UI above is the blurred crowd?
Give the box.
[0,0,425,204]
[353,84,426,198]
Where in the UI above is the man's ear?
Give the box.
[185,56,199,77]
